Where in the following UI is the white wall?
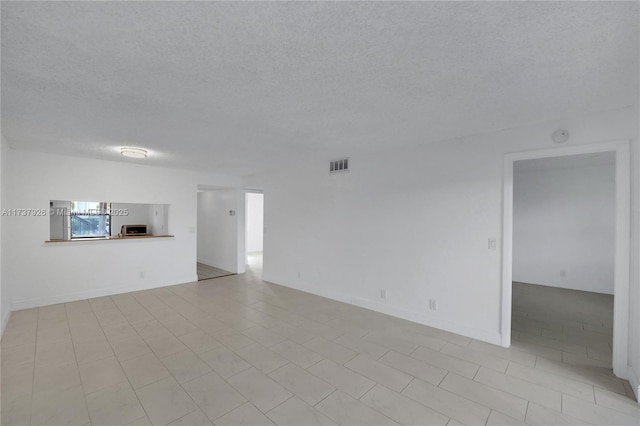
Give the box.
[513,162,615,294]
[49,200,69,240]
[246,193,264,253]
[197,189,246,274]
[0,136,8,334]
[110,202,171,236]
[630,101,640,399]
[111,202,149,236]
[247,107,636,346]
[148,204,169,236]
[2,149,240,310]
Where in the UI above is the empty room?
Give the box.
[1,2,639,426]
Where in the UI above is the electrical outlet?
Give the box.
[429,299,438,311]
[140,271,145,279]
[297,271,301,279]
[488,238,497,250]
[560,270,567,278]
[380,289,387,300]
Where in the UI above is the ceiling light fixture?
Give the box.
[120,147,148,158]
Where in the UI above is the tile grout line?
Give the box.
[311,388,338,409]
[263,393,296,418]
[375,348,390,362]
[28,307,39,426]
[356,383,418,426]
[89,298,154,425]
[209,400,254,424]
[474,365,568,411]
[124,289,265,425]
[471,365,480,381]
[64,303,95,426]
[437,371,449,387]
[398,376,415,394]
[169,407,201,425]
[111,294,212,416]
[483,409,491,426]
[6,277,636,425]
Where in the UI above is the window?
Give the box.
[70,201,110,238]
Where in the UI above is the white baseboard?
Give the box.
[351,296,502,345]
[262,275,351,305]
[264,276,501,346]
[197,258,215,267]
[11,274,198,311]
[197,258,235,273]
[629,366,640,403]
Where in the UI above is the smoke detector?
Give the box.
[552,129,570,144]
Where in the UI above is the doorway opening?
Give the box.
[196,187,245,281]
[245,191,264,278]
[501,140,631,381]
[512,152,616,372]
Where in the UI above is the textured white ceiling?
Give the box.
[2,1,638,176]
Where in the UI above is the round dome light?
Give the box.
[121,147,148,158]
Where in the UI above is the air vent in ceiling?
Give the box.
[330,158,349,174]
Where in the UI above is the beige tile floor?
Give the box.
[1,259,638,425]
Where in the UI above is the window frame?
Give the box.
[69,201,112,239]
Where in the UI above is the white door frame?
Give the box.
[500,139,631,379]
